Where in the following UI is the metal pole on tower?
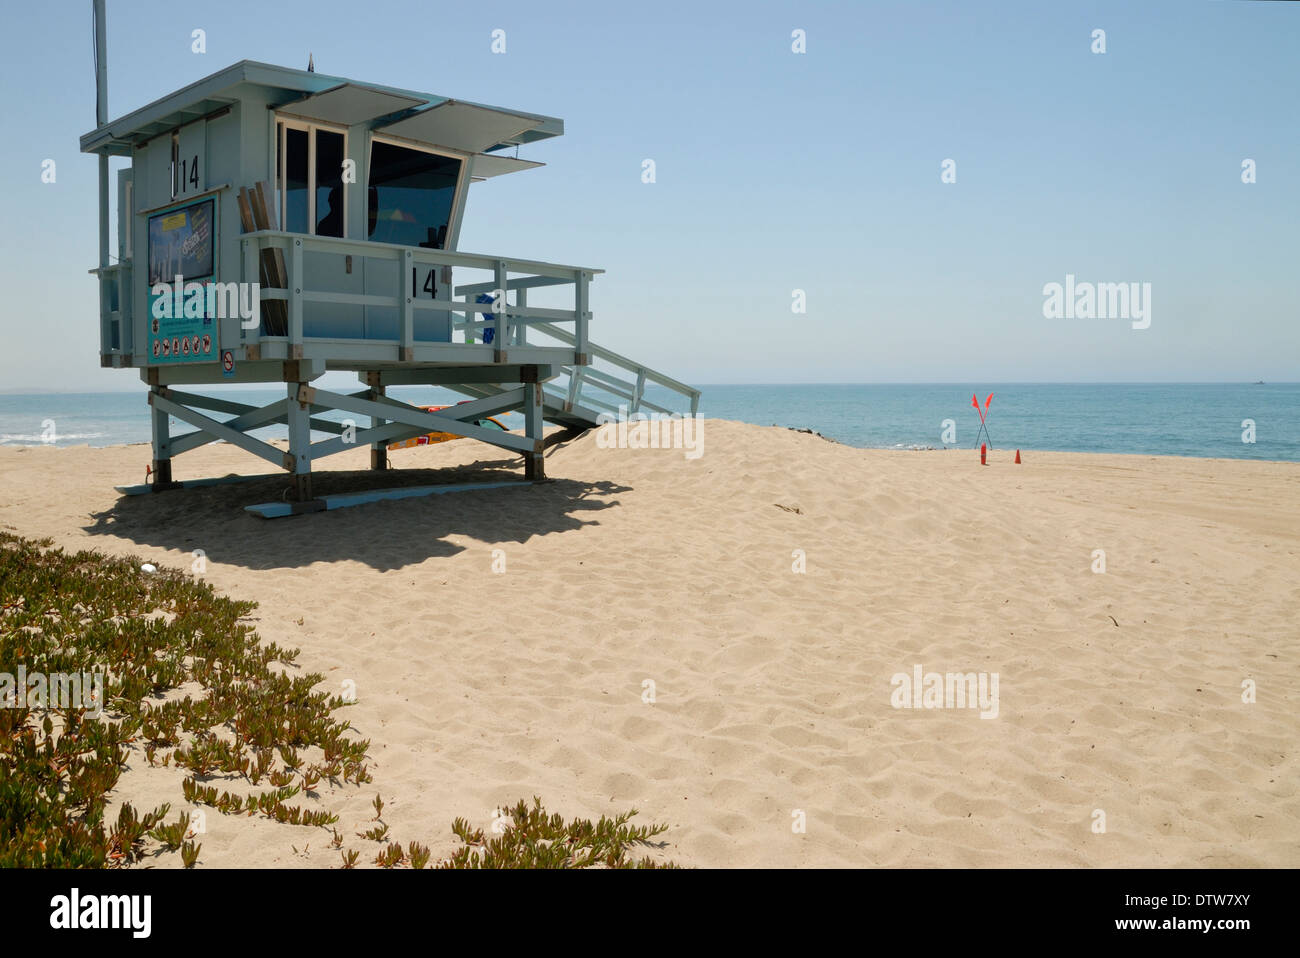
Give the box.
[94,0,109,272]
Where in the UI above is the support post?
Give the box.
[566,365,585,411]
[369,380,388,470]
[521,364,545,480]
[286,382,313,501]
[632,369,646,414]
[148,387,176,491]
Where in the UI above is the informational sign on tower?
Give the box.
[146,197,216,365]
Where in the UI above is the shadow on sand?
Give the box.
[82,456,629,572]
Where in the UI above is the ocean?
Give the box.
[1,383,1297,462]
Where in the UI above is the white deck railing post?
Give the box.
[515,288,527,345]
[122,266,134,356]
[575,270,589,364]
[400,249,414,361]
[493,260,508,360]
[241,237,258,345]
[97,271,110,357]
[288,238,304,351]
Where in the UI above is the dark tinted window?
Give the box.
[367,142,460,248]
[284,127,309,233]
[315,130,345,237]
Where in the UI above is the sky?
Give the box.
[0,0,1296,392]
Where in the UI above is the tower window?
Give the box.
[366,139,461,249]
[276,119,347,237]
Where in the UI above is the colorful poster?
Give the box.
[148,198,214,286]
[148,284,218,365]
[147,198,217,365]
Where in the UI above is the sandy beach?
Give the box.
[1,420,1296,868]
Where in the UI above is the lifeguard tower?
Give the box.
[83,8,698,515]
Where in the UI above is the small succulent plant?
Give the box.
[0,533,367,867]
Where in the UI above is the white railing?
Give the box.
[238,230,593,358]
[91,261,132,358]
[531,322,700,419]
[236,230,699,421]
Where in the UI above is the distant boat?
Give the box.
[1255,380,1265,385]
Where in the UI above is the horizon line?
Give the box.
[1,380,1296,398]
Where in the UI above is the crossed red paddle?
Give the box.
[972,392,993,450]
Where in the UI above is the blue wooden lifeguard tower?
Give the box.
[83,4,698,514]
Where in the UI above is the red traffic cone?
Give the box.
[980,443,987,465]
[1014,449,1021,464]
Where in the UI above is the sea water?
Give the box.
[2,382,1296,462]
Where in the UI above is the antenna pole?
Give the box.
[94,0,107,126]
[94,0,109,271]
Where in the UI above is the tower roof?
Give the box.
[80,60,563,157]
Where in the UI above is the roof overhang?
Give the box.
[469,153,545,181]
[373,101,545,154]
[274,82,425,127]
[80,60,563,157]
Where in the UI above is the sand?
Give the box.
[1,420,1297,868]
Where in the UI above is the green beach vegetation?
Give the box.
[0,533,676,869]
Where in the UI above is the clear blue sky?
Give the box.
[0,0,1296,391]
